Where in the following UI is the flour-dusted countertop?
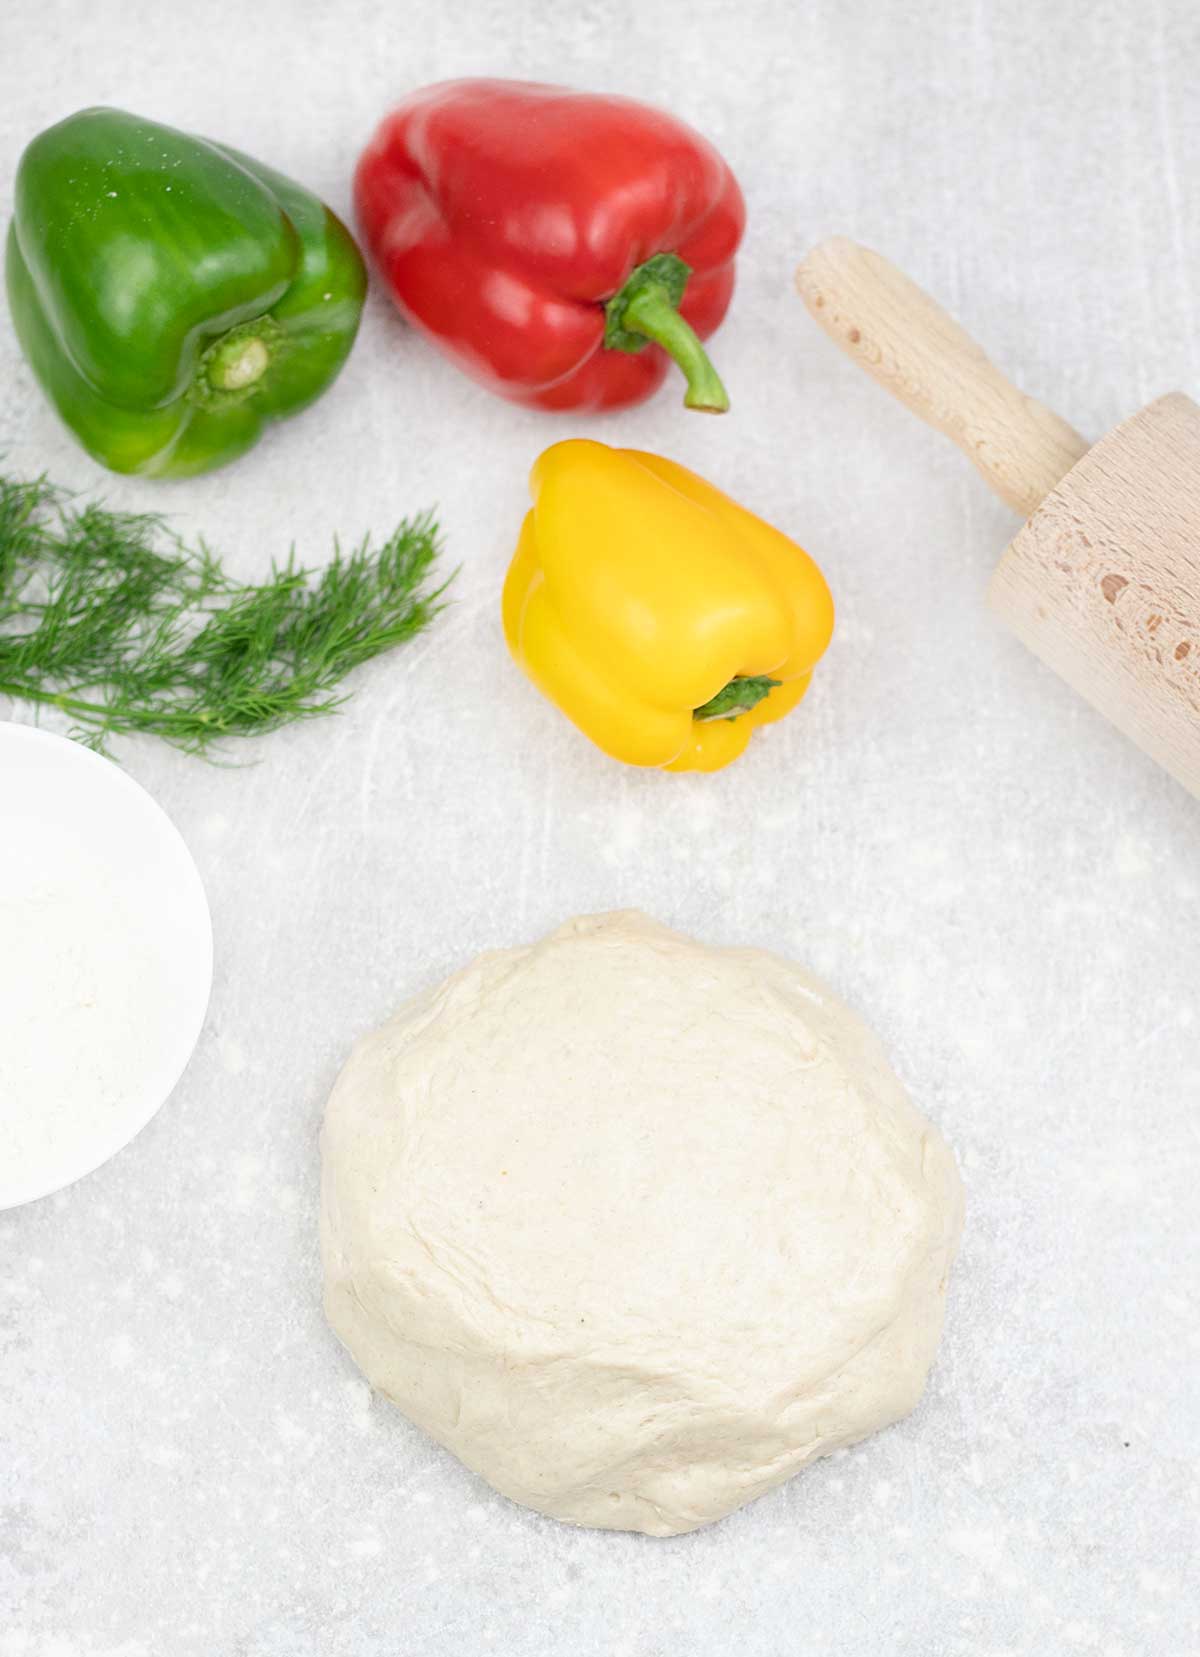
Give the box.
[1,1,1198,1652]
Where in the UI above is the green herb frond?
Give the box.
[0,473,449,755]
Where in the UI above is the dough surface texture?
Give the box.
[320,911,964,1536]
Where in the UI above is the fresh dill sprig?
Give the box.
[0,473,450,755]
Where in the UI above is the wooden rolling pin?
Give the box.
[797,237,1200,800]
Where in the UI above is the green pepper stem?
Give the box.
[620,284,730,413]
[207,333,270,392]
[191,317,283,410]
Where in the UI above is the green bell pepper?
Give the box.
[6,107,367,477]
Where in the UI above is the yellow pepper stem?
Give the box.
[693,675,780,722]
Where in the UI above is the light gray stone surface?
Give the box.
[2,1,1198,1652]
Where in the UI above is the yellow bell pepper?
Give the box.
[502,440,834,772]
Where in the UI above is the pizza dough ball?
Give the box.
[320,911,963,1536]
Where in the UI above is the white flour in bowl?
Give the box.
[0,727,212,1208]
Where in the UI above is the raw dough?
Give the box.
[320,911,964,1536]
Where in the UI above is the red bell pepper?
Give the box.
[355,80,745,414]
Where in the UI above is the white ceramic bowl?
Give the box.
[0,724,213,1209]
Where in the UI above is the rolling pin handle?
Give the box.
[796,238,1090,518]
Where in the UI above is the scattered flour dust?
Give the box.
[0,742,211,1208]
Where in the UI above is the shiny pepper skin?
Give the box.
[355,80,744,414]
[502,441,835,772]
[7,108,366,477]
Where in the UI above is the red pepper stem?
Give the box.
[621,284,731,413]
